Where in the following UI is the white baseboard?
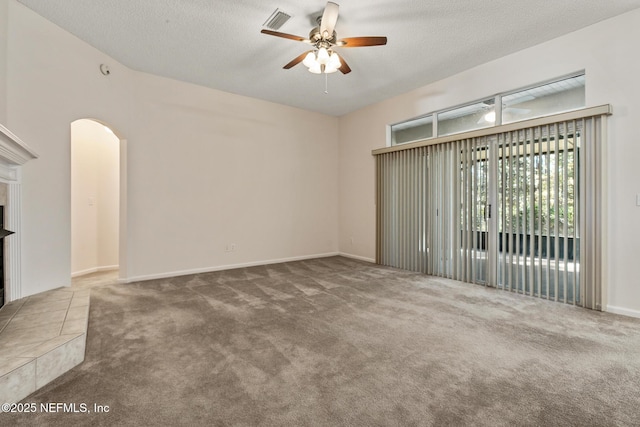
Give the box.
[72,265,119,278]
[123,252,341,283]
[338,252,376,263]
[606,305,640,319]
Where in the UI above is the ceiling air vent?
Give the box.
[263,8,291,30]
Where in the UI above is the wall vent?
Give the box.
[263,9,291,30]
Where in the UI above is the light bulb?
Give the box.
[484,111,496,123]
[324,63,339,73]
[328,52,341,68]
[303,51,317,68]
[317,47,330,65]
[308,64,322,74]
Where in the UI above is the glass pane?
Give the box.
[391,115,433,145]
[502,75,585,124]
[437,98,495,137]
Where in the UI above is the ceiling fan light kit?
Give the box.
[260,1,387,76]
[303,48,342,74]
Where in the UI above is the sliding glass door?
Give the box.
[375,107,608,309]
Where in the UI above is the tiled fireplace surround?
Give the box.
[0,288,90,403]
[0,125,87,404]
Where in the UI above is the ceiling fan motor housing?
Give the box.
[309,27,337,45]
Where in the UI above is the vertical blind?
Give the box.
[376,137,489,283]
[374,106,610,310]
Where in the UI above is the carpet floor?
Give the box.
[4,256,640,426]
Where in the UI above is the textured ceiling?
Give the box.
[16,0,640,116]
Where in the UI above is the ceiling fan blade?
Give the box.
[338,57,351,74]
[283,51,312,69]
[260,29,310,43]
[338,36,387,47]
[320,2,339,38]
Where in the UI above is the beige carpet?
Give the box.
[5,256,640,426]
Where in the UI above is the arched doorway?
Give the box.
[70,119,126,285]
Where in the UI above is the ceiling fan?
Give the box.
[260,1,387,75]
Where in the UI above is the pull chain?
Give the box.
[324,72,329,94]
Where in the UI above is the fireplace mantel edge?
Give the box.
[0,123,39,172]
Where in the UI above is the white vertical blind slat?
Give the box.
[553,123,561,301]
[528,127,535,296]
[545,125,552,299]
[508,133,514,290]
[537,126,544,298]
[562,122,570,303]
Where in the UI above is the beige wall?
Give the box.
[71,119,119,276]
[338,8,640,316]
[6,0,134,297]
[0,0,8,124]
[126,72,339,280]
[4,0,338,294]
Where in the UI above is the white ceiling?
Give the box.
[15,0,640,116]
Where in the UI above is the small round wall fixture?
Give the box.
[99,64,111,76]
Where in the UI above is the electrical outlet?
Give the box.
[230,243,236,251]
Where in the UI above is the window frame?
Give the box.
[389,72,585,147]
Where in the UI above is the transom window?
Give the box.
[390,73,585,146]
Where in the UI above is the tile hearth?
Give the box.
[0,287,89,403]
